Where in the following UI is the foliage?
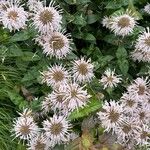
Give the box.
[0,0,150,149]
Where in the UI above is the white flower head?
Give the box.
[135,124,150,146]
[27,132,54,150]
[102,16,112,29]
[131,48,150,62]
[43,115,72,145]
[135,27,150,53]
[62,82,91,111]
[12,117,39,140]
[127,77,150,102]
[100,68,122,89]
[72,57,94,83]
[32,0,62,33]
[0,0,28,31]
[144,3,150,15]
[46,89,66,112]
[110,11,136,36]
[43,30,72,59]
[40,64,70,87]
[97,100,124,133]
[35,33,49,46]
[133,107,150,125]
[120,93,138,114]
[115,117,140,145]
[41,96,51,114]
[18,108,33,118]
[27,0,43,12]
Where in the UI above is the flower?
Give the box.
[131,27,150,62]
[127,77,150,102]
[144,3,150,15]
[131,48,150,62]
[41,96,51,114]
[135,27,150,53]
[27,133,53,150]
[72,58,94,83]
[0,0,28,31]
[135,124,150,146]
[97,100,124,133]
[120,93,138,114]
[43,115,71,145]
[133,107,150,125]
[110,11,136,36]
[42,30,72,59]
[27,0,43,12]
[31,0,62,33]
[100,69,122,89]
[45,88,66,112]
[40,64,70,87]
[62,82,91,111]
[12,117,39,140]
[115,117,139,145]
[102,16,112,29]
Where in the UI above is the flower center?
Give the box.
[144,36,150,46]
[8,11,18,21]
[56,94,64,102]
[138,85,145,95]
[39,9,53,25]
[126,99,135,107]
[50,123,63,135]
[122,124,131,134]
[71,89,78,98]
[77,63,88,75]
[118,17,130,28]
[140,131,148,139]
[20,125,30,135]
[108,110,120,123]
[107,76,113,82]
[49,35,65,50]
[53,71,64,82]
[139,111,145,120]
[35,141,46,150]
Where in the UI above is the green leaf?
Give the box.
[9,30,31,42]
[21,52,40,61]
[87,14,99,24]
[69,98,102,120]
[118,59,129,76]
[83,33,96,42]
[7,44,23,57]
[116,46,128,59]
[72,15,87,26]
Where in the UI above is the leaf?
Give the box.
[21,52,40,61]
[128,0,143,20]
[7,44,23,57]
[118,59,129,76]
[116,46,127,59]
[69,98,102,120]
[83,33,96,42]
[72,15,87,26]
[87,14,99,24]
[9,30,31,42]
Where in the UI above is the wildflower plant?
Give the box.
[0,0,149,150]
